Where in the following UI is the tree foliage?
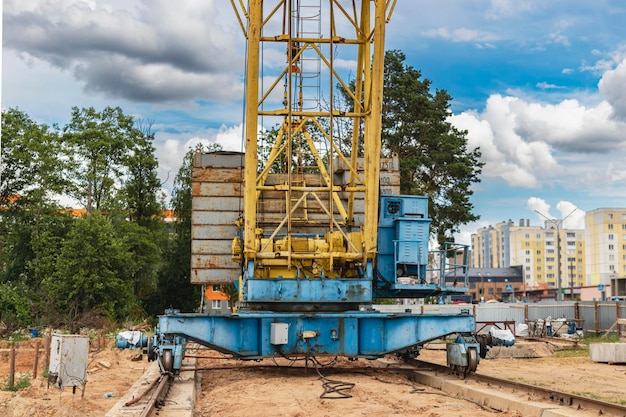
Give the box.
[44,213,135,322]
[0,108,68,200]
[381,50,483,245]
[147,143,222,316]
[0,107,171,329]
[63,106,143,213]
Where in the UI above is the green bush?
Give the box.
[0,373,31,391]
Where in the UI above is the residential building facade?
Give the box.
[585,208,626,296]
[472,219,586,295]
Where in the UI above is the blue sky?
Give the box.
[3,1,626,244]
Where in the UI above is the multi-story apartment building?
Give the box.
[472,219,586,293]
[585,208,626,296]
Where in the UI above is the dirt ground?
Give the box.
[1,336,625,417]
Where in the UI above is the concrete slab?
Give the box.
[105,357,196,417]
[589,343,626,364]
[410,370,577,417]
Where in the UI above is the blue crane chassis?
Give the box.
[152,308,479,373]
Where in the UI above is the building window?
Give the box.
[525,233,530,239]
[536,250,541,255]
[211,300,222,309]
[212,284,221,292]
[609,265,615,271]
[609,244,615,250]
[608,224,614,230]
[608,213,613,219]
[537,266,541,271]
[608,234,614,240]
[622,224,626,230]
[525,250,531,255]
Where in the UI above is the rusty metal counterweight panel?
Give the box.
[191,152,244,284]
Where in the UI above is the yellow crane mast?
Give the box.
[230,0,396,279]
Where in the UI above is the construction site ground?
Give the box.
[1,336,625,417]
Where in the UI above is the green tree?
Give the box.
[122,120,165,228]
[381,50,483,245]
[44,213,135,323]
[0,108,69,200]
[0,109,75,327]
[63,106,143,213]
[147,143,222,315]
[335,51,483,244]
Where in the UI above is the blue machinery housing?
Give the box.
[153,195,482,374]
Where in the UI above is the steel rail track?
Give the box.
[408,358,626,417]
[130,354,626,416]
[137,373,171,417]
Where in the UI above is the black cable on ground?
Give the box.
[307,341,355,399]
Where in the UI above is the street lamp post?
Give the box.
[535,209,577,302]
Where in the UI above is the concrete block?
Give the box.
[589,343,626,363]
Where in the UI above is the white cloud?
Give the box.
[598,58,626,120]
[450,91,626,191]
[422,27,500,44]
[527,198,584,229]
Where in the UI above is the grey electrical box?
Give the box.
[270,323,289,345]
[48,334,89,388]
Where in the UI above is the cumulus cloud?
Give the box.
[3,0,242,103]
[527,197,584,229]
[598,58,626,120]
[450,92,626,190]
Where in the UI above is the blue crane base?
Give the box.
[152,308,477,371]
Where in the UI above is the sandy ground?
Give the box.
[0,337,148,417]
[1,336,625,417]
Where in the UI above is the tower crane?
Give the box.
[149,0,484,378]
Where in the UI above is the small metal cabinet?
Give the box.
[48,334,89,390]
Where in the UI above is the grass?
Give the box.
[0,373,31,392]
[571,391,626,406]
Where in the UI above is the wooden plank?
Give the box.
[192,211,240,225]
[192,225,237,240]
[192,182,242,197]
[192,196,243,212]
[194,151,244,168]
[192,254,239,269]
[192,167,242,183]
[191,268,241,284]
[192,240,234,255]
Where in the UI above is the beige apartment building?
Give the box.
[472,219,585,294]
[585,208,626,296]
